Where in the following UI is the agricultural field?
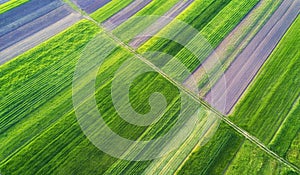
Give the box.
[0,0,299,174]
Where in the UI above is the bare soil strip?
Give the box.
[102,0,153,30]
[129,0,194,49]
[0,5,72,51]
[0,0,61,30]
[0,0,63,37]
[0,13,82,65]
[71,0,111,14]
[0,0,9,5]
[205,0,300,114]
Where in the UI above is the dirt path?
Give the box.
[205,0,300,114]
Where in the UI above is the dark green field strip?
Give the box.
[230,16,300,147]
[174,0,260,71]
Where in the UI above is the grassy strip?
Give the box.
[230,16,300,145]
[91,0,134,23]
[0,0,29,14]
[175,0,260,71]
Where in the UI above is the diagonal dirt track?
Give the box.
[205,0,300,114]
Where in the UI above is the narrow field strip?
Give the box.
[0,0,29,14]
[102,0,153,30]
[205,0,300,114]
[71,0,111,14]
[129,0,194,49]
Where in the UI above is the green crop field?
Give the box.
[1,0,299,174]
[0,19,213,174]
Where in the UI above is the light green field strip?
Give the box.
[91,0,134,23]
[0,0,29,14]
[229,15,300,166]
